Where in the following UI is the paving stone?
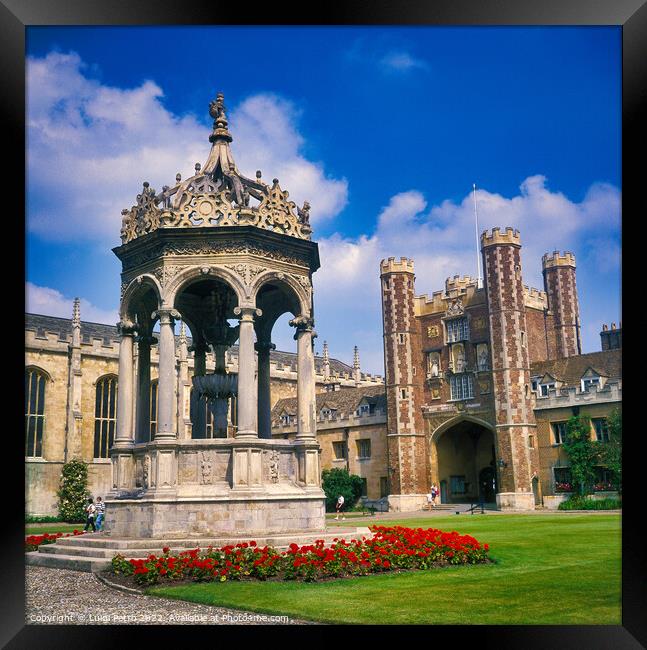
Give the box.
[25,566,312,626]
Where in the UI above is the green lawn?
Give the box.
[25,524,84,535]
[147,514,621,624]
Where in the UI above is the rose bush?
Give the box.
[25,530,84,552]
[111,526,491,586]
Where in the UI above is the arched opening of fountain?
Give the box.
[174,275,240,439]
[253,277,305,439]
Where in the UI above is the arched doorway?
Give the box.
[432,418,497,504]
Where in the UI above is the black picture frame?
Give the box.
[5,0,644,646]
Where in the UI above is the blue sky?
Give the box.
[26,26,621,374]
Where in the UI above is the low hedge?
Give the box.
[558,496,621,510]
[25,515,64,524]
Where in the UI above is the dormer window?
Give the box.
[280,413,294,426]
[580,369,602,393]
[537,374,557,397]
[581,376,600,392]
[539,382,555,397]
[357,403,371,416]
[320,406,337,419]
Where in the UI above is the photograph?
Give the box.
[16,14,633,637]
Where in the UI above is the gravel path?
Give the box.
[25,566,310,625]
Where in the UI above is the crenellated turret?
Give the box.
[481,228,538,509]
[542,251,581,358]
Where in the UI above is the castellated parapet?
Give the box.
[542,251,576,269]
[445,275,478,294]
[523,285,549,311]
[481,227,521,249]
[380,257,415,275]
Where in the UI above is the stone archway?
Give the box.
[430,417,497,504]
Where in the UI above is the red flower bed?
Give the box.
[25,530,84,552]
[111,526,491,586]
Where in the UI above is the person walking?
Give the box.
[335,494,345,520]
[95,496,105,531]
[83,497,96,533]
[426,491,434,510]
[431,483,439,507]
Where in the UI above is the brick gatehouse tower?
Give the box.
[381,228,581,511]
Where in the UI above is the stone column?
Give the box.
[114,320,137,448]
[135,334,156,443]
[177,323,189,440]
[255,340,275,439]
[291,315,317,440]
[189,340,209,438]
[233,306,261,438]
[152,308,180,440]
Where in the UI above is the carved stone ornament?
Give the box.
[200,450,213,485]
[289,314,314,332]
[120,241,309,273]
[117,319,138,336]
[142,455,151,489]
[472,316,486,330]
[446,299,464,317]
[269,449,280,484]
[119,93,313,244]
[152,265,183,288]
[427,325,439,338]
[120,280,130,301]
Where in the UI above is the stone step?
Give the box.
[38,544,174,559]
[25,550,111,573]
[55,528,370,550]
[30,527,373,572]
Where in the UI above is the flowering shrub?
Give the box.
[592,482,615,492]
[555,482,572,493]
[25,530,84,552]
[111,526,491,587]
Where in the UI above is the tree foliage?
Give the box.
[321,468,364,512]
[602,409,622,493]
[562,415,600,496]
[57,459,90,522]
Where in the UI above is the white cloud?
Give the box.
[380,50,429,73]
[26,282,118,325]
[27,51,348,243]
[314,177,620,373]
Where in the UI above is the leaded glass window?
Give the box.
[25,368,47,457]
[449,374,473,400]
[446,317,470,343]
[94,376,117,458]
